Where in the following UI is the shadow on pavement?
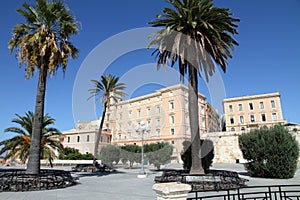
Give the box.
[72,170,125,178]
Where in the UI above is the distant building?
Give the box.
[284,123,300,133]
[62,84,220,162]
[62,120,111,155]
[223,92,286,132]
[107,84,220,161]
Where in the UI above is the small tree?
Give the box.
[59,147,93,160]
[99,144,120,167]
[239,125,299,178]
[145,142,173,170]
[181,140,214,173]
[120,145,141,168]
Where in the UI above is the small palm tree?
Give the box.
[9,0,79,174]
[148,0,239,174]
[0,111,63,168]
[88,74,126,163]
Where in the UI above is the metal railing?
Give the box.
[188,184,300,200]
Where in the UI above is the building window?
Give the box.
[147,120,151,126]
[241,127,245,131]
[271,100,276,108]
[107,137,110,143]
[156,119,161,127]
[128,111,132,118]
[231,127,235,132]
[156,106,160,114]
[157,130,161,137]
[238,104,243,111]
[127,132,131,139]
[171,141,175,145]
[100,136,103,143]
[170,115,175,124]
[249,103,254,110]
[201,106,205,115]
[250,115,255,122]
[169,101,174,110]
[272,113,278,121]
[67,136,70,143]
[119,113,122,120]
[229,105,233,112]
[137,109,141,117]
[169,91,174,96]
[147,107,151,115]
[77,136,80,142]
[240,116,244,124]
[230,117,234,124]
[170,128,175,135]
[118,134,121,140]
[260,102,264,109]
[87,135,90,142]
[261,114,266,122]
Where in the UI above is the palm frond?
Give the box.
[148,0,239,82]
[0,111,63,162]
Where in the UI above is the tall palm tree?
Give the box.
[0,111,63,168]
[148,0,239,174]
[8,0,79,174]
[88,74,126,164]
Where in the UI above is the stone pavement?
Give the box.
[0,164,299,200]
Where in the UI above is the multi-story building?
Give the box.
[223,92,286,132]
[107,84,220,161]
[62,84,220,162]
[205,102,221,133]
[62,120,112,155]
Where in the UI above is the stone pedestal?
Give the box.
[152,182,191,200]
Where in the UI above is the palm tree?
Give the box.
[0,111,63,168]
[88,74,126,164]
[8,0,79,174]
[148,0,239,174]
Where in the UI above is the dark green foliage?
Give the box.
[99,144,120,167]
[120,144,141,168]
[239,125,299,178]
[0,111,63,167]
[144,142,173,170]
[181,140,214,173]
[59,147,93,160]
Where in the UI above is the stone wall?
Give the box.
[203,131,300,164]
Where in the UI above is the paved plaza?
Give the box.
[0,164,299,200]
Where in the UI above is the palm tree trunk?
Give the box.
[26,64,47,174]
[188,63,204,174]
[93,102,107,165]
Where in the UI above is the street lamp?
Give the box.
[135,120,149,178]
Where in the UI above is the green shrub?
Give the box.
[239,125,299,178]
[181,139,214,173]
[59,147,93,160]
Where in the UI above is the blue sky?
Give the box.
[1,0,300,141]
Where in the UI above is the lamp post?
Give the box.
[135,120,149,178]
